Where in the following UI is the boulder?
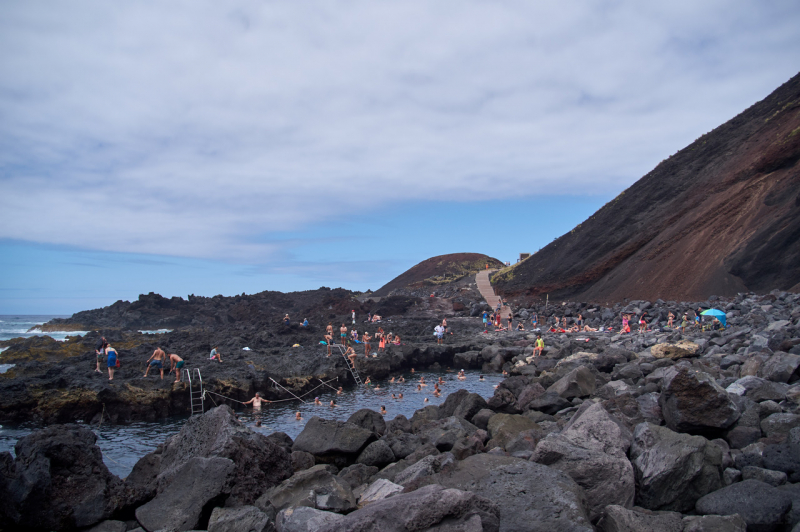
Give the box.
[515,382,547,411]
[760,352,800,383]
[316,484,500,532]
[505,428,545,454]
[547,366,596,399]
[384,414,411,434]
[292,416,374,458]
[394,452,455,486]
[266,432,294,452]
[382,432,422,460]
[651,341,701,360]
[527,390,572,414]
[84,521,127,532]
[630,422,723,512]
[291,451,315,472]
[659,367,740,434]
[336,463,378,490]
[404,453,593,531]
[409,405,440,432]
[135,457,235,532]
[532,403,635,521]
[762,444,800,482]
[486,413,540,449]
[726,376,789,402]
[726,426,762,449]
[356,478,403,507]
[453,392,489,420]
[208,505,274,532]
[151,405,293,505]
[695,479,793,532]
[471,408,495,430]
[741,466,787,486]
[355,440,395,468]
[597,505,683,532]
[681,514,747,532]
[416,416,479,452]
[346,409,386,437]
[275,506,343,532]
[263,464,356,513]
[0,424,125,531]
[761,413,800,439]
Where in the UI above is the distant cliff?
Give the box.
[494,72,800,302]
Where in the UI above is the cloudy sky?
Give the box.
[1,1,799,314]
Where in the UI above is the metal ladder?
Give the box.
[183,368,205,415]
[333,344,364,386]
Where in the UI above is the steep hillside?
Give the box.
[494,72,800,302]
[374,253,503,297]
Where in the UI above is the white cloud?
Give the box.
[0,0,798,261]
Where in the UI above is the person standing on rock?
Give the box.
[324,332,333,356]
[378,334,386,354]
[507,314,513,332]
[363,331,371,356]
[434,324,444,344]
[667,312,675,328]
[144,347,166,379]
[482,311,489,331]
[340,324,348,346]
[94,336,107,374]
[105,344,118,381]
[167,353,184,383]
[352,310,356,326]
[531,313,538,329]
[326,322,334,338]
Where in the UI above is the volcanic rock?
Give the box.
[695,479,793,532]
[659,366,740,434]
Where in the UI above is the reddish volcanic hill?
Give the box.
[494,72,800,302]
[374,253,504,297]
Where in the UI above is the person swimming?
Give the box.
[314,397,322,406]
[380,405,387,415]
[295,412,302,420]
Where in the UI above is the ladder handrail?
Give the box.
[183,367,204,416]
[333,344,364,386]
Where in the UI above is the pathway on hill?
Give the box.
[475,270,512,319]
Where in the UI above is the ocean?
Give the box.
[0,314,82,343]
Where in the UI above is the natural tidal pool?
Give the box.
[0,368,503,477]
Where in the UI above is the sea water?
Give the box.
[0,368,503,478]
[0,314,85,342]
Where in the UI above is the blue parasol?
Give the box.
[701,308,727,327]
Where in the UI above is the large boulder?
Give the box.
[597,505,683,532]
[381,432,422,460]
[135,456,235,532]
[405,453,593,532]
[486,413,541,450]
[275,506,343,532]
[415,416,479,452]
[0,424,125,531]
[531,403,635,521]
[760,352,800,383]
[763,443,800,482]
[761,413,800,440]
[263,464,356,514]
[527,390,571,415]
[292,416,375,459]
[136,405,293,506]
[630,422,724,512]
[394,452,455,487]
[726,376,789,402]
[356,478,403,507]
[208,505,274,532]
[547,366,596,399]
[317,484,500,532]
[659,367,740,434]
[355,440,395,468]
[695,479,793,532]
[651,341,701,360]
[346,409,386,437]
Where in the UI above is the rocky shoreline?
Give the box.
[1,289,799,530]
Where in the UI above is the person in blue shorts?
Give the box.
[106,344,118,381]
[482,311,489,331]
[144,347,166,379]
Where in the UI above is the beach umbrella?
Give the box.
[701,308,727,327]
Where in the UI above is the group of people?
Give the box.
[324,322,402,366]
[94,340,226,384]
[143,347,185,382]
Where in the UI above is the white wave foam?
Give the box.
[139,329,173,334]
[0,364,15,374]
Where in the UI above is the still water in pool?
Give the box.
[0,369,503,477]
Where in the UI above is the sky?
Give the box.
[1,1,799,315]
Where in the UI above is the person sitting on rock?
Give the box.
[144,347,166,379]
[167,353,184,382]
[516,322,525,331]
[533,334,544,357]
[393,335,401,345]
[283,314,290,325]
[210,346,222,362]
[301,318,309,327]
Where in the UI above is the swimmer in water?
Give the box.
[380,405,387,415]
[391,393,396,399]
[398,376,405,383]
[364,376,372,385]
[424,397,429,402]
[375,384,381,390]
[411,368,415,373]
[244,392,269,409]
[295,412,302,420]
[314,397,322,406]
[389,376,395,383]
[419,376,425,383]
[398,393,404,400]
[479,375,485,381]
[330,400,337,408]
[416,384,422,392]
[337,387,343,395]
